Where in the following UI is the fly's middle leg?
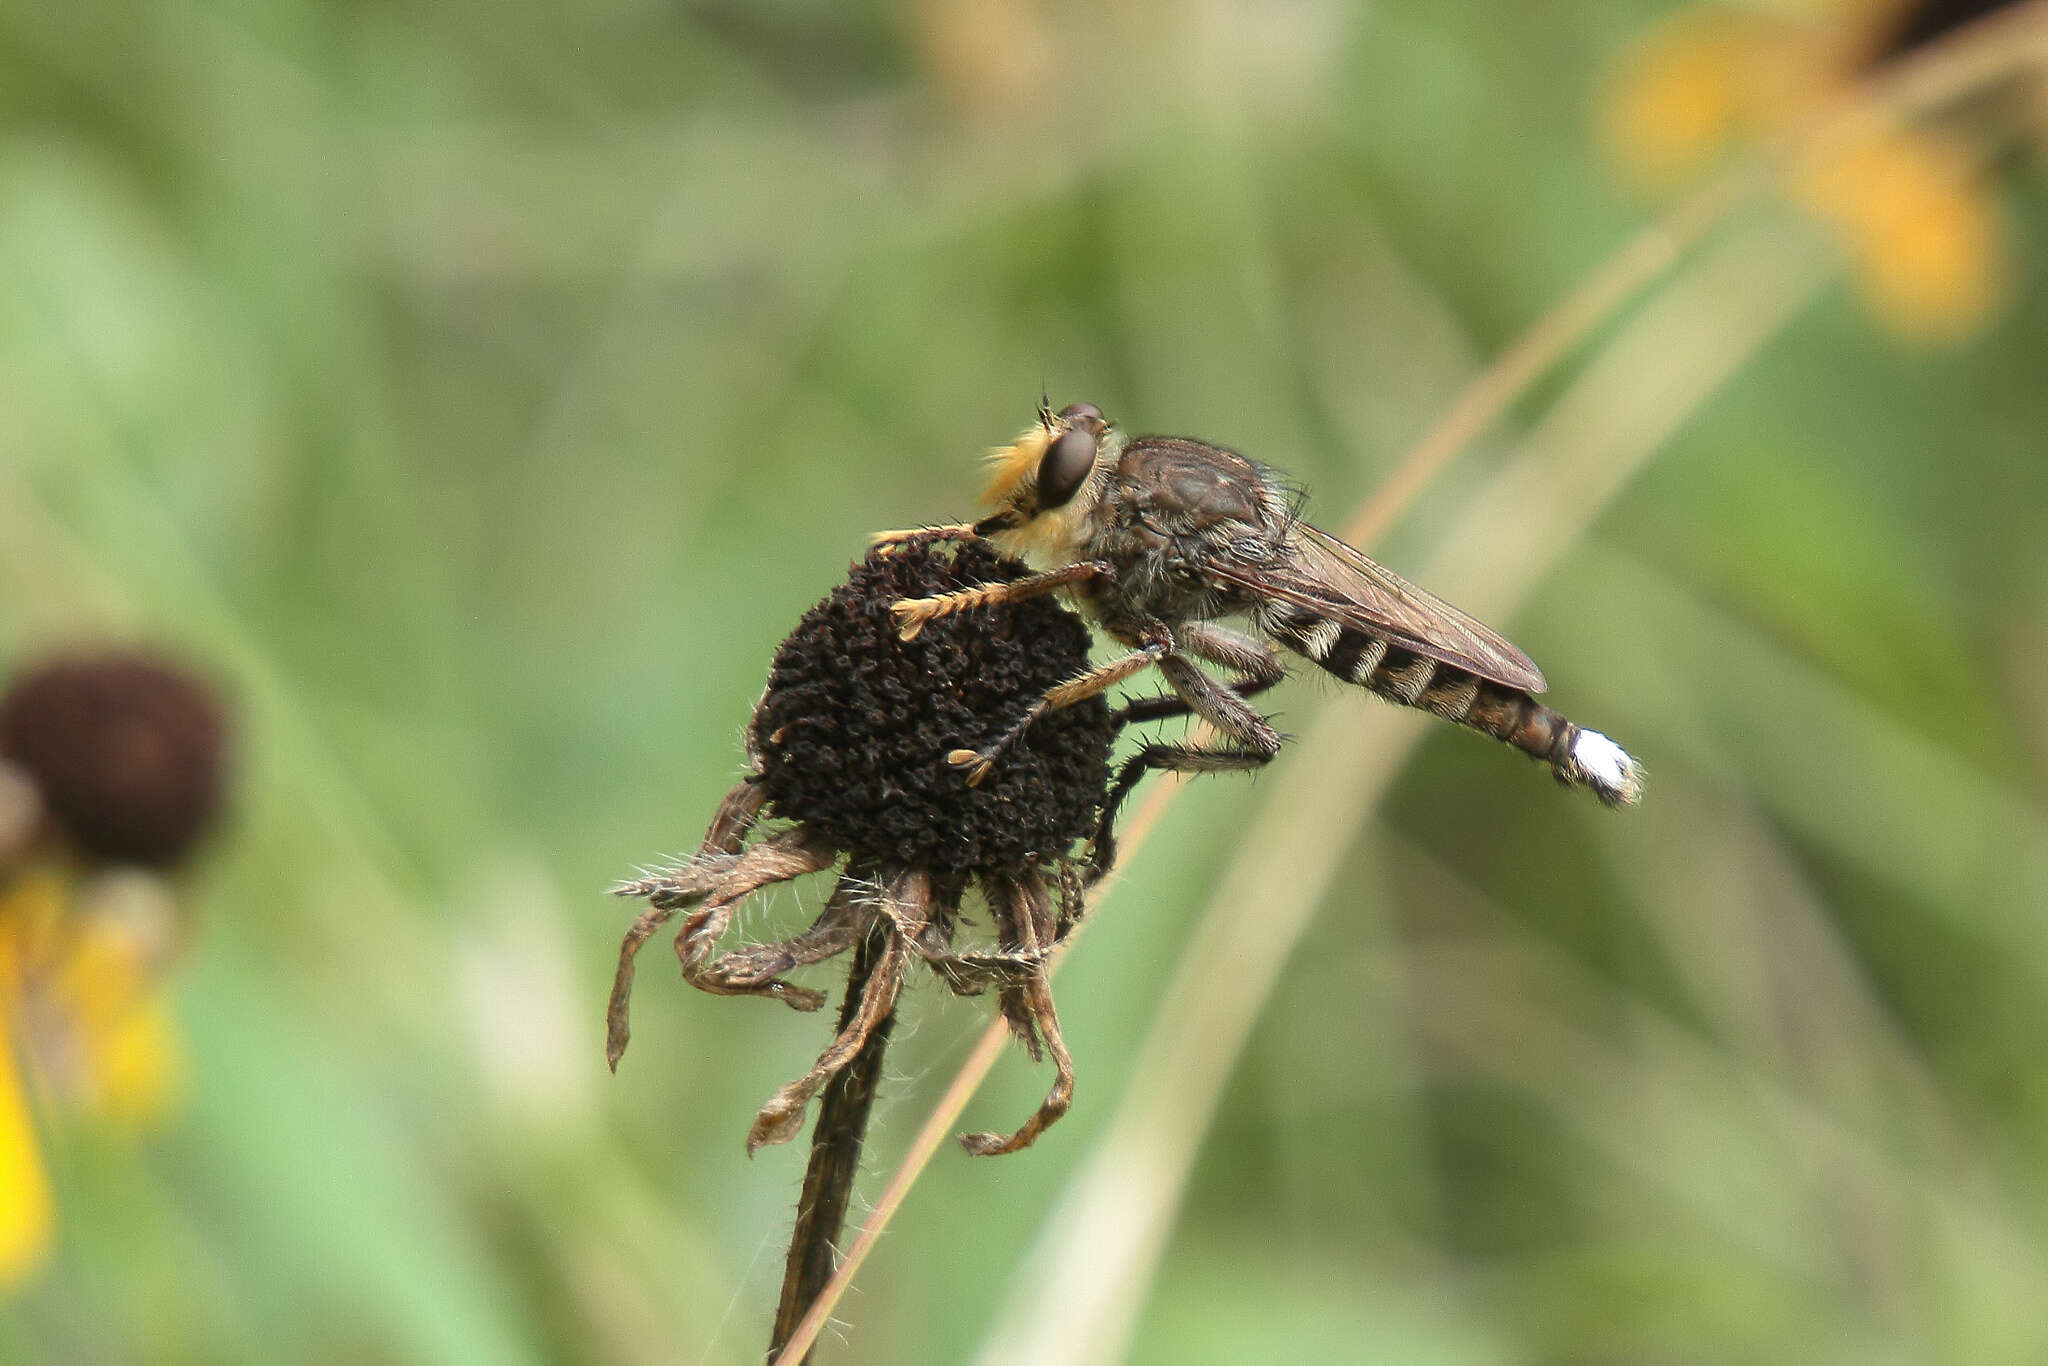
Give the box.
[949,634,1171,786]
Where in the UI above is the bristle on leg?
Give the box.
[1565,728,1644,807]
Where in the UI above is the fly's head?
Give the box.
[977,401,1118,565]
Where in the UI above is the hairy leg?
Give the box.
[949,636,1170,785]
[745,875,932,1153]
[1088,626,1287,879]
[960,873,1075,1156]
[1113,622,1284,729]
[892,560,1111,641]
[867,522,982,552]
[607,825,835,1068]
[868,511,1016,555]
[1088,741,1279,883]
[684,880,867,1011]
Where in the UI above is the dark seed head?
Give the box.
[750,542,1112,877]
[0,651,231,869]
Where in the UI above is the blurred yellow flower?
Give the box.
[0,864,186,1289]
[1603,0,2029,342]
[909,0,1055,119]
[0,1000,56,1287]
[1796,123,2008,337]
[0,650,227,1290]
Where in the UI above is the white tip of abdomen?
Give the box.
[1568,728,1644,807]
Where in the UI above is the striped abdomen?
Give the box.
[1262,607,1642,806]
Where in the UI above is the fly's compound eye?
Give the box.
[1036,424,1099,510]
[1057,402,1103,423]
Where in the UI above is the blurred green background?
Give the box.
[6,0,2048,1361]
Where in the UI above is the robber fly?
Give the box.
[881,401,1641,853]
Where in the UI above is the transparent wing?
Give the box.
[1210,523,1547,692]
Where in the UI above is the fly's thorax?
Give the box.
[1113,436,1273,531]
[1075,521,1249,632]
[1081,437,1289,625]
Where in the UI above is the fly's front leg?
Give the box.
[868,522,981,554]
[893,560,1111,641]
[949,625,1173,787]
[870,511,1018,556]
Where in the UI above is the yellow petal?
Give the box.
[911,0,1055,119]
[49,913,183,1126]
[87,992,183,1127]
[0,866,74,993]
[1794,129,2007,342]
[0,1013,56,1288]
[1602,9,1776,186]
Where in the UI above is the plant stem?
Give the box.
[767,918,897,1364]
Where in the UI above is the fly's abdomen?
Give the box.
[1265,608,1643,806]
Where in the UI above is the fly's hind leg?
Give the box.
[1088,631,1285,879]
[1112,623,1284,729]
[1087,743,1276,882]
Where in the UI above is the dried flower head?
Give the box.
[609,540,1115,1155]
[0,652,230,870]
[751,542,1112,876]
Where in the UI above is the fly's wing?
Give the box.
[1210,523,1548,692]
